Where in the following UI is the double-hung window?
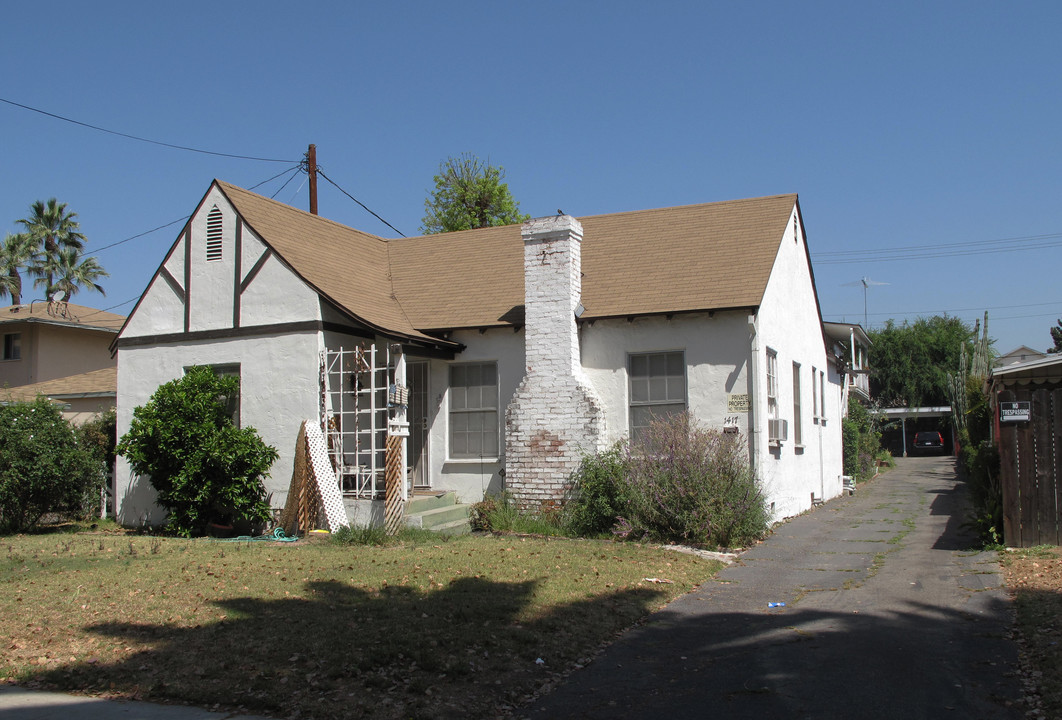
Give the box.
[449,362,499,459]
[629,351,686,444]
[3,333,20,361]
[792,362,802,446]
[766,349,778,418]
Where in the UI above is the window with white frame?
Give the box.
[629,351,686,444]
[449,362,499,459]
[185,363,240,426]
[812,365,819,422]
[819,368,826,422]
[792,362,802,446]
[766,348,778,419]
[3,333,21,361]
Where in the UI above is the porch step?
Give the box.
[404,491,472,535]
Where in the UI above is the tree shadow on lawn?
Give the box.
[31,576,664,720]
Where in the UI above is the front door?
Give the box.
[407,361,430,488]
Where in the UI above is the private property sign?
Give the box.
[1000,401,1031,423]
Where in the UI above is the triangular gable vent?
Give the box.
[206,205,223,261]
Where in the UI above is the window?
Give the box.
[206,206,223,261]
[811,365,819,421]
[792,362,802,446]
[629,351,686,444]
[186,363,240,426]
[3,333,20,361]
[449,362,498,458]
[766,349,778,418]
[819,369,826,422]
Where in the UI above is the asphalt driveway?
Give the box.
[525,457,1022,719]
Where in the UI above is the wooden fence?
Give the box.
[999,386,1062,547]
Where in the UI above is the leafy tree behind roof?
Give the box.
[868,315,990,408]
[421,153,530,234]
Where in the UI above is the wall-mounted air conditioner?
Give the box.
[768,418,788,443]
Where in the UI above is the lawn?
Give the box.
[0,530,721,719]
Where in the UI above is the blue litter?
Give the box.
[768,602,786,608]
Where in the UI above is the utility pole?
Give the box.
[305,144,318,215]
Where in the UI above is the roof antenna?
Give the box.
[841,276,888,328]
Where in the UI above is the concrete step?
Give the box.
[406,491,459,515]
[405,502,471,531]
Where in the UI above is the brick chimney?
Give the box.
[505,215,605,508]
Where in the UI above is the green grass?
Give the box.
[0,530,720,719]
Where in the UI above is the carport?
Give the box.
[875,406,952,457]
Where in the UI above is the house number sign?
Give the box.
[999,401,1031,423]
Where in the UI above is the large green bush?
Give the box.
[563,414,769,548]
[0,396,104,533]
[117,367,278,537]
[562,442,631,537]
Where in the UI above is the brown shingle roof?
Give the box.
[213,182,798,336]
[216,182,447,347]
[1,367,116,401]
[0,302,125,332]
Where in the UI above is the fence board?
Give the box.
[1033,389,1057,545]
[999,389,1020,547]
[1016,388,1036,547]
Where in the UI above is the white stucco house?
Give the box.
[113,180,845,527]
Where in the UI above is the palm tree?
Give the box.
[0,233,41,305]
[33,247,108,300]
[17,198,86,292]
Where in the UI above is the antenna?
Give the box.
[841,276,889,327]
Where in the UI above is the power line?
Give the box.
[93,217,189,254]
[317,169,407,238]
[1,96,297,163]
[813,232,1062,264]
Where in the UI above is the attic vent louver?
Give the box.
[206,206,223,261]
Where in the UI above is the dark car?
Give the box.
[913,431,945,455]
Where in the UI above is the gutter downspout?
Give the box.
[748,312,760,481]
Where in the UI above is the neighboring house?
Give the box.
[113,180,845,527]
[0,302,123,423]
[823,321,872,408]
[996,345,1047,367]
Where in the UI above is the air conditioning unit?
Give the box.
[768,418,788,443]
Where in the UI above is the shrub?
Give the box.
[470,492,563,535]
[0,397,105,533]
[615,413,769,548]
[842,397,882,482]
[562,442,631,537]
[117,367,278,537]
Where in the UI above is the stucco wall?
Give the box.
[581,311,751,443]
[755,209,843,518]
[114,332,322,526]
[424,327,524,504]
[0,323,115,387]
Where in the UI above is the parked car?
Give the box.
[913,431,945,455]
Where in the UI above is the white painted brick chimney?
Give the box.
[505,215,605,508]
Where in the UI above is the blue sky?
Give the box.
[2,1,1060,354]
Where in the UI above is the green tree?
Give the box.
[16,198,104,298]
[421,153,530,234]
[0,233,41,305]
[1048,319,1062,354]
[868,315,984,407]
[0,397,105,533]
[117,367,277,537]
[33,246,108,299]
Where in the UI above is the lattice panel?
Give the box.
[384,435,405,535]
[304,420,350,531]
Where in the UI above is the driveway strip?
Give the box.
[525,457,1022,719]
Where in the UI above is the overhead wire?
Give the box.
[814,232,1062,264]
[314,168,405,236]
[1,96,298,163]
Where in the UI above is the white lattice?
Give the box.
[303,420,349,530]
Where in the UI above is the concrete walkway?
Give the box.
[0,685,274,720]
[526,457,1023,719]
